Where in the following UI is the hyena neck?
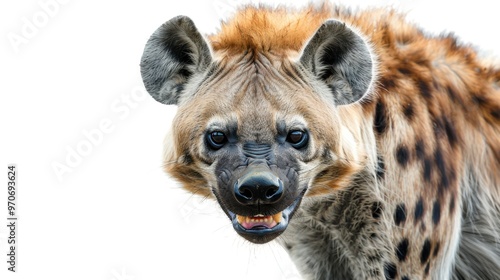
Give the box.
[282,169,388,279]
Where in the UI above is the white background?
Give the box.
[1,0,499,279]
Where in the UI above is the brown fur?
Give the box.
[210,4,331,56]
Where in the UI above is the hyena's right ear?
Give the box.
[140,16,212,105]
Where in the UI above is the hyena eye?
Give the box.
[207,131,227,150]
[286,130,308,149]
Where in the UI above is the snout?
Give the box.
[213,164,305,244]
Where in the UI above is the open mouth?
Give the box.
[225,190,305,244]
[236,213,282,230]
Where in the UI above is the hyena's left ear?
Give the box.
[300,20,373,105]
[140,16,212,105]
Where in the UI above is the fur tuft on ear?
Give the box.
[140,16,212,105]
[300,20,373,105]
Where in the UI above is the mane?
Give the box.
[209,4,331,55]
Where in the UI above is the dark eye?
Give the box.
[286,130,308,149]
[207,131,227,150]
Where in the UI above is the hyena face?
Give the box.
[141,12,374,244]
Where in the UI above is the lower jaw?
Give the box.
[235,225,287,244]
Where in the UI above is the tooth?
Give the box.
[264,218,268,223]
[237,215,244,224]
[273,212,282,223]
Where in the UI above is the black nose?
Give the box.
[234,168,284,205]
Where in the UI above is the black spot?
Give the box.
[424,262,430,276]
[472,94,484,106]
[396,145,410,167]
[418,80,432,99]
[423,158,432,182]
[443,116,458,147]
[372,201,383,219]
[316,170,328,179]
[375,100,389,135]
[472,94,488,105]
[491,108,500,120]
[384,262,397,280]
[371,233,378,239]
[402,277,411,280]
[432,200,441,225]
[435,148,449,191]
[433,118,445,138]
[396,238,409,262]
[377,155,385,180]
[414,198,425,223]
[433,242,440,257]
[183,153,194,164]
[415,139,425,161]
[398,66,412,76]
[420,238,432,264]
[394,204,407,226]
[380,75,397,89]
[403,102,415,121]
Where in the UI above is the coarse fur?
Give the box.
[140,3,500,280]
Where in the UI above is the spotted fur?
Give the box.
[140,3,500,280]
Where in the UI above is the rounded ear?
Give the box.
[300,20,373,105]
[140,16,212,105]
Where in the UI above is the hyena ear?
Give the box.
[300,20,373,105]
[140,16,212,105]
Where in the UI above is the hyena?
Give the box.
[140,3,500,280]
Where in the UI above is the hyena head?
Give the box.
[140,6,374,244]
